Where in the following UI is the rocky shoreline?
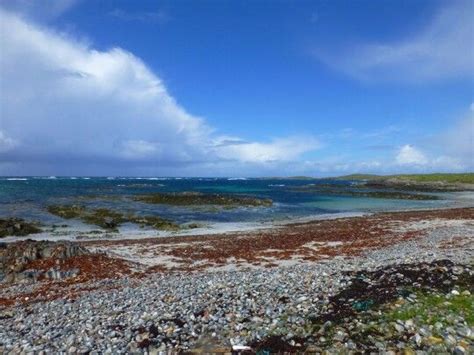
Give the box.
[0,208,473,353]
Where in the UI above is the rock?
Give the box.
[0,240,87,283]
[413,333,422,346]
[427,336,443,345]
[394,323,404,333]
[0,218,42,238]
[454,345,466,354]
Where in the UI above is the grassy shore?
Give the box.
[335,173,474,184]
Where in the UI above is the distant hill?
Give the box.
[258,176,317,180]
[334,173,474,184]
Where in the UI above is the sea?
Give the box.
[0,176,471,240]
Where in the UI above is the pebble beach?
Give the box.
[1,207,473,354]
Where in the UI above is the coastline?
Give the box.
[1,206,472,353]
[1,193,472,243]
[79,207,473,272]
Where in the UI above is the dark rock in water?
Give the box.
[134,191,273,207]
[103,217,118,229]
[289,185,439,200]
[0,218,42,238]
[47,205,179,231]
[47,205,85,219]
[0,240,88,283]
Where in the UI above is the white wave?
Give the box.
[269,184,285,187]
[6,178,28,181]
[228,177,247,181]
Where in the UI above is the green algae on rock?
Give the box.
[47,205,85,219]
[134,191,273,207]
[129,215,179,231]
[47,205,179,231]
[0,218,42,238]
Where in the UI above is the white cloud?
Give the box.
[440,114,474,160]
[0,131,17,152]
[393,106,473,171]
[316,0,474,83]
[120,140,161,159]
[394,110,473,171]
[0,9,319,175]
[396,145,428,166]
[213,136,320,163]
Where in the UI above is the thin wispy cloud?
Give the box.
[315,0,473,83]
[108,8,169,24]
[0,0,78,20]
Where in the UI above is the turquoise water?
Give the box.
[0,177,465,232]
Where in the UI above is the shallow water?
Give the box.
[0,177,471,239]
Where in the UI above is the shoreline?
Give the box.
[0,206,472,353]
[79,206,473,272]
[1,196,473,243]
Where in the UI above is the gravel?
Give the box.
[0,224,473,353]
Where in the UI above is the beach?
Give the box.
[1,206,473,353]
[2,0,473,352]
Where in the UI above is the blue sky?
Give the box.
[0,0,472,176]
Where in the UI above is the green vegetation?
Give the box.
[129,215,179,231]
[0,218,42,238]
[134,191,273,207]
[384,290,474,327]
[47,205,179,231]
[388,173,474,184]
[47,204,85,219]
[333,174,380,181]
[286,176,317,180]
[336,173,474,184]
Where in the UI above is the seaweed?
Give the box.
[313,259,474,324]
[47,205,179,231]
[0,218,42,238]
[134,191,273,207]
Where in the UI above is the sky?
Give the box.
[0,0,472,177]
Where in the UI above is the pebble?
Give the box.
[0,222,472,353]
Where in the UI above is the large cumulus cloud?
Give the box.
[0,9,319,175]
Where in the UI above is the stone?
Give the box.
[454,345,466,355]
[427,336,443,345]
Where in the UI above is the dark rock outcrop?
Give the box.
[0,240,87,283]
[134,191,273,207]
[0,218,42,238]
[47,205,179,231]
